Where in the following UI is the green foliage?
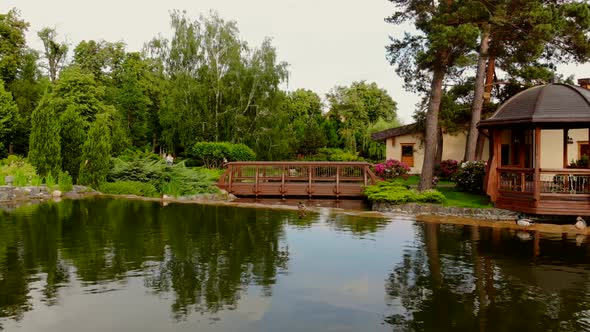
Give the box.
[58,171,73,192]
[363,180,446,204]
[415,189,446,204]
[99,181,159,198]
[79,115,112,187]
[45,172,56,189]
[30,174,42,186]
[192,142,256,168]
[108,156,221,196]
[13,170,28,186]
[0,155,37,181]
[453,161,486,193]
[0,81,19,146]
[303,148,361,161]
[28,93,61,177]
[0,9,29,86]
[59,105,87,182]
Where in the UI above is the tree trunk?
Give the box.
[475,131,486,160]
[436,125,443,164]
[419,66,446,191]
[465,25,490,161]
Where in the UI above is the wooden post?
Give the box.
[255,166,259,196]
[281,165,286,197]
[228,165,233,193]
[336,165,340,197]
[308,165,313,198]
[563,128,569,168]
[534,127,541,207]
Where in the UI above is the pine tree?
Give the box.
[60,105,86,182]
[28,93,61,177]
[0,81,18,151]
[78,114,112,187]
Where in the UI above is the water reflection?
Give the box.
[0,199,290,325]
[385,223,590,332]
[2,199,590,331]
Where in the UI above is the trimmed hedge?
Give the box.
[99,181,160,198]
[192,142,256,168]
[363,180,446,204]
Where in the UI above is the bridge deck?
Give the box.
[217,161,378,198]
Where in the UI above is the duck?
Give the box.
[297,201,306,218]
[516,231,532,241]
[575,216,587,230]
[515,214,534,227]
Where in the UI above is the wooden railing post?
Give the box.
[255,166,259,196]
[534,127,541,207]
[308,165,313,197]
[336,165,340,197]
[228,165,233,192]
[281,164,286,196]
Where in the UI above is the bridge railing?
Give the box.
[217,161,378,197]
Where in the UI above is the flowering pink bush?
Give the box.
[373,159,410,180]
[434,159,459,180]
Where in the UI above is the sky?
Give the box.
[4,0,590,124]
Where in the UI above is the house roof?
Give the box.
[371,123,419,141]
[479,83,590,127]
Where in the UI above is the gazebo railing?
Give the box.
[497,167,590,195]
[540,169,590,194]
[498,167,534,193]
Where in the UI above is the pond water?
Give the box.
[1,198,590,331]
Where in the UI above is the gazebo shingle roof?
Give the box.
[478,83,590,127]
[371,123,419,141]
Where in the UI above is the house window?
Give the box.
[579,141,590,160]
[401,144,414,167]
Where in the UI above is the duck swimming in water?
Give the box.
[297,201,306,218]
[515,214,533,227]
[575,216,587,230]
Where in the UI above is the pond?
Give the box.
[1,198,590,331]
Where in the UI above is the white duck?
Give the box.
[575,216,587,230]
[515,214,534,227]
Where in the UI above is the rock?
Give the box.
[227,194,237,201]
[4,176,14,186]
[0,190,10,201]
[52,190,63,198]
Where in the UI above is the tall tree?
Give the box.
[0,81,18,153]
[327,81,399,157]
[28,93,61,177]
[387,0,479,190]
[464,0,590,161]
[0,9,28,86]
[38,27,68,82]
[79,114,112,187]
[59,105,86,182]
[8,49,47,154]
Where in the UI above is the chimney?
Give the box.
[578,78,590,90]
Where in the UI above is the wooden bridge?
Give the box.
[217,161,378,198]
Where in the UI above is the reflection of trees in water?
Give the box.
[385,223,590,332]
[325,213,391,236]
[0,199,289,323]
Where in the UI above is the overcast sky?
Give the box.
[5,0,590,123]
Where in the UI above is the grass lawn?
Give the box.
[437,187,492,208]
[400,175,454,187]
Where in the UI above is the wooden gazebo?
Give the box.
[479,83,590,215]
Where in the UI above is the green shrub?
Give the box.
[303,148,361,162]
[99,181,160,197]
[45,173,56,189]
[31,174,43,186]
[13,170,28,186]
[0,156,37,180]
[363,180,446,204]
[192,142,256,168]
[58,172,73,192]
[228,143,256,161]
[453,161,486,193]
[415,190,446,204]
[108,156,221,196]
